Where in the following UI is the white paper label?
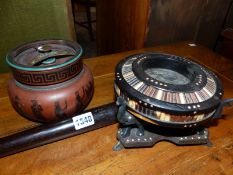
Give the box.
[72,112,95,130]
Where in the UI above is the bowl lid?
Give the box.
[6,39,82,71]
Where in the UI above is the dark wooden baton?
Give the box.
[0,103,118,158]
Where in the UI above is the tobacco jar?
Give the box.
[6,39,94,122]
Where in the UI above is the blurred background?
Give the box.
[0,0,233,73]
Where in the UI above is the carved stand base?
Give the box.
[113,127,211,151]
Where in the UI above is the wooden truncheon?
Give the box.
[0,103,118,158]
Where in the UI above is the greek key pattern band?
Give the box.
[13,61,83,86]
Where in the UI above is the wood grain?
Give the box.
[96,0,150,55]
[0,42,233,174]
[96,1,231,56]
[194,0,232,48]
[145,0,232,49]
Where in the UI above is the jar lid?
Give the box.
[6,39,82,71]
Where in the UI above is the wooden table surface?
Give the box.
[1,42,233,175]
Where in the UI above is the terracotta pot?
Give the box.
[6,39,94,122]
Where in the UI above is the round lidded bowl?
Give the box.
[6,39,94,122]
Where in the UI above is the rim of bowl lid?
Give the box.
[6,40,83,71]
